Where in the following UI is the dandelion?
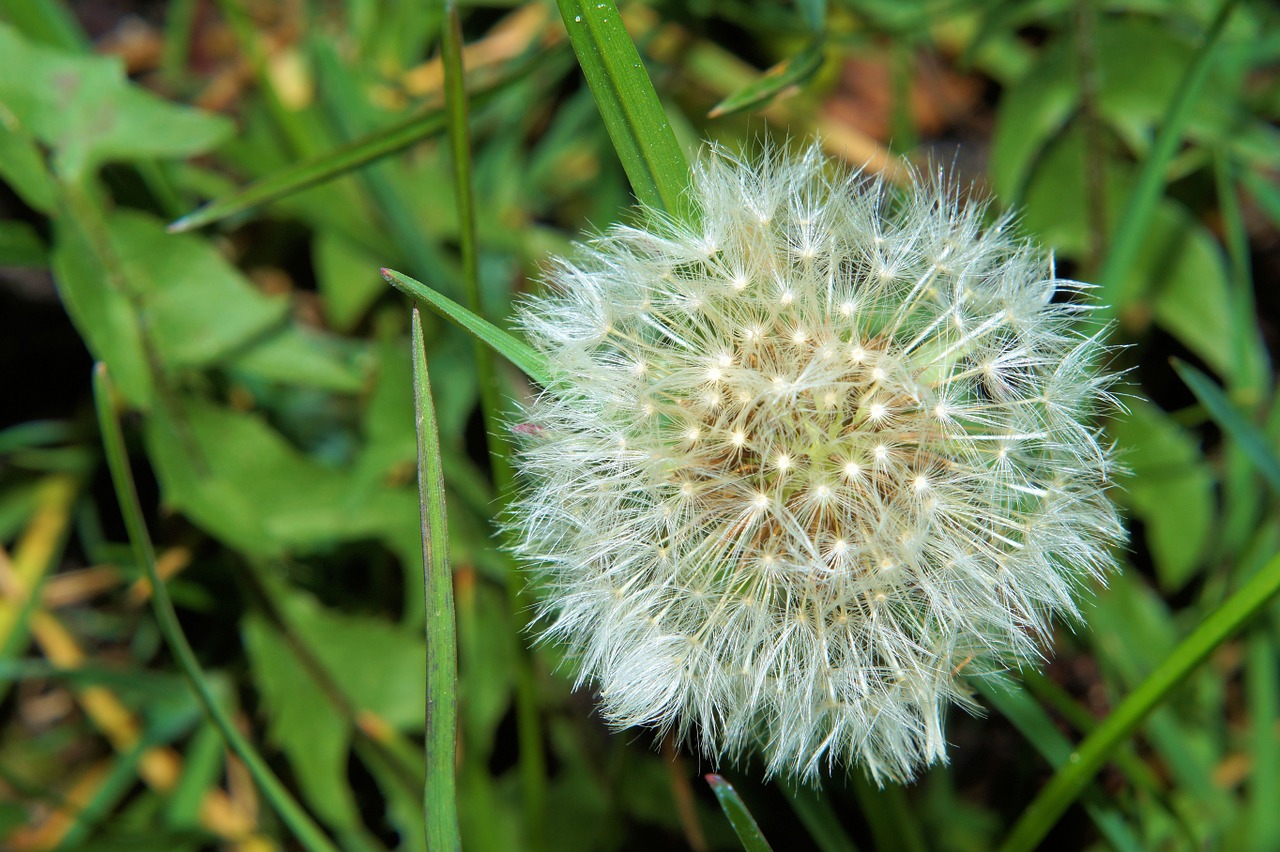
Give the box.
[509,144,1124,784]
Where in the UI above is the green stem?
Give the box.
[93,364,339,852]
[998,550,1280,852]
[1097,0,1239,314]
[440,6,547,844]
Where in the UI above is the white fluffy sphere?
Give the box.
[510,145,1123,784]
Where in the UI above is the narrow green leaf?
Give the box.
[706,774,773,852]
[998,550,1280,852]
[1173,358,1280,496]
[850,773,927,852]
[781,781,858,852]
[382,268,550,387]
[169,109,444,232]
[977,681,1149,852]
[709,39,826,118]
[168,50,538,232]
[411,310,460,852]
[556,0,692,220]
[1245,635,1280,847]
[93,364,339,852]
[1098,0,1239,313]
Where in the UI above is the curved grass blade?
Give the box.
[167,52,538,234]
[411,309,461,852]
[709,39,826,119]
[93,364,339,852]
[1098,0,1239,313]
[978,681,1147,852]
[383,268,550,387]
[1172,358,1280,496]
[706,774,773,852]
[556,0,692,221]
[168,109,446,233]
[998,549,1280,852]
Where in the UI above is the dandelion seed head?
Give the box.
[510,144,1124,785]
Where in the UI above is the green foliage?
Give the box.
[2,1,1279,850]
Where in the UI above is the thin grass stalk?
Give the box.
[92,364,339,852]
[998,550,1280,852]
[1097,0,1239,314]
[440,5,547,845]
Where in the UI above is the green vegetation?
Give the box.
[1,1,1278,849]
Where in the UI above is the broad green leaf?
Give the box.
[112,211,288,368]
[51,216,153,406]
[709,40,827,119]
[144,396,417,557]
[0,219,46,267]
[988,40,1076,204]
[1097,0,1240,312]
[0,23,231,182]
[0,123,57,212]
[1094,17,1235,155]
[1110,400,1214,591]
[796,0,827,30]
[230,326,366,393]
[276,588,427,730]
[314,230,386,332]
[1019,128,1259,379]
[52,208,291,406]
[243,614,359,829]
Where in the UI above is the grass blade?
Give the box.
[92,364,338,852]
[708,39,826,119]
[382,267,550,386]
[998,549,1280,852]
[1172,358,1280,496]
[411,309,461,852]
[1097,0,1239,313]
[978,681,1149,852]
[850,772,927,852]
[556,0,692,221]
[706,774,773,852]
[168,109,446,233]
[780,781,858,852]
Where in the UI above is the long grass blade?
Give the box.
[168,109,446,233]
[382,268,550,386]
[411,310,461,852]
[92,364,339,852]
[998,549,1280,852]
[555,0,692,221]
[1173,358,1280,496]
[1097,0,1239,312]
[706,774,773,852]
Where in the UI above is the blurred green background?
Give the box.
[1,0,1278,849]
